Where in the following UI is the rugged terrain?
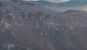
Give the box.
[0,0,87,50]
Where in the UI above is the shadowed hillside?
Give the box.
[0,0,87,50]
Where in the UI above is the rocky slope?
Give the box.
[0,0,87,50]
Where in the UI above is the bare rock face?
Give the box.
[0,0,87,50]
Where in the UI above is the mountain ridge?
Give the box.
[0,0,87,50]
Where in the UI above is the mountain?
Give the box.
[1,0,87,50]
[29,1,87,11]
[0,0,56,50]
[0,0,58,15]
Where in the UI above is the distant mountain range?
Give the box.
[29,1,87,11]
[0,0,87,50]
